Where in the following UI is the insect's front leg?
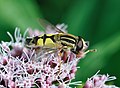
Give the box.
[76,49,97,58]
[84,49,97,54]
[57,46,69,57]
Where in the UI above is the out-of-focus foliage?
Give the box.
[0,0,120,87]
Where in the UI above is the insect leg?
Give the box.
[84,49,97,54]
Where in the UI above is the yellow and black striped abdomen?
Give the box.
[26,34,62,49]
[37,34,59,48]
[26,33,78,51]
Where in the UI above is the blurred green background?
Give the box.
[0,0,120,87]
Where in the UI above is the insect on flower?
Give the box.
[25,19,96,57]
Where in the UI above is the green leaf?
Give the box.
[0,0,43,32]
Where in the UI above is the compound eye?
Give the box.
[75,40,83,51]
[77,41,82,48]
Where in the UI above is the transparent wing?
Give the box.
[38,19,65,33]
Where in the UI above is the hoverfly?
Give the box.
[25,19,96,57]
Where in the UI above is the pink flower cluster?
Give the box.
[0,24,118,88]
[0,27,82,88]
[84,71,118,88]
